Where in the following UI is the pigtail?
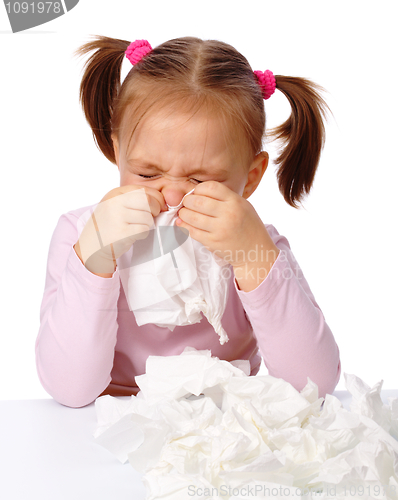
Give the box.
[74,35,130,163]
[268,76,331,209]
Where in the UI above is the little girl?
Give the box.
[35,36,341,408]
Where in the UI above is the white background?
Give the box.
[0,0,397,400]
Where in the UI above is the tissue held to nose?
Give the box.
[118,189,230,344]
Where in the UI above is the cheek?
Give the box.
[118,162,140,187]
[119,170,135,187]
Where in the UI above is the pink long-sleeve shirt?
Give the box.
[35,204,341,408]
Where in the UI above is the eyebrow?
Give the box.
[128,158,229,177]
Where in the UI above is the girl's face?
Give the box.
[112,108,267,208]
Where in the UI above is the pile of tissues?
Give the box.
[94,348,398,499]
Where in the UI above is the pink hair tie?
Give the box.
[125,39,152,65]
[253,70,276,100]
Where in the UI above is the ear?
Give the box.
[242,151,269,199]
[111,134,120,170]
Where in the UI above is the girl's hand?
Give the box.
[176,181,280,288]
[74,185,167,277]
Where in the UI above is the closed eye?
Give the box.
[138,174,204,184]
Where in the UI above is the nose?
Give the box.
[160,180,194,208]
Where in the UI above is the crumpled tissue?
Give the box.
[94,348,398,500]
[117,189,230,345]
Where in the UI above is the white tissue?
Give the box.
[117,189,231,345]
[94,348,398,500]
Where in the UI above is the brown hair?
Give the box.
[75,35,330,208]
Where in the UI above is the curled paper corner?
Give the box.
[180,346,249,373]
[213,322,229,345]
[300,377,320,404]
[94,412,146,464]
[183,299,229,345]
[93,395,135,437]
[344,372,398,437]
[344,371,383,398]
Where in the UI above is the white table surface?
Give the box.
[1,390,398,500]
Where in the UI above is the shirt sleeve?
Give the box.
[35,211,121,408]
[233,224,341,398]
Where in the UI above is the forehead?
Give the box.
[129,109,225,156]
[119,103,251,169]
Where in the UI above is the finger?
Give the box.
[121,188,164,217]
[181,193,222,217]
[141,186,167,214]
[103,185,167,215]
[178,207,214,233]
[125,209,154,229]
[189,180,230,201]
[147,193,165,217]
